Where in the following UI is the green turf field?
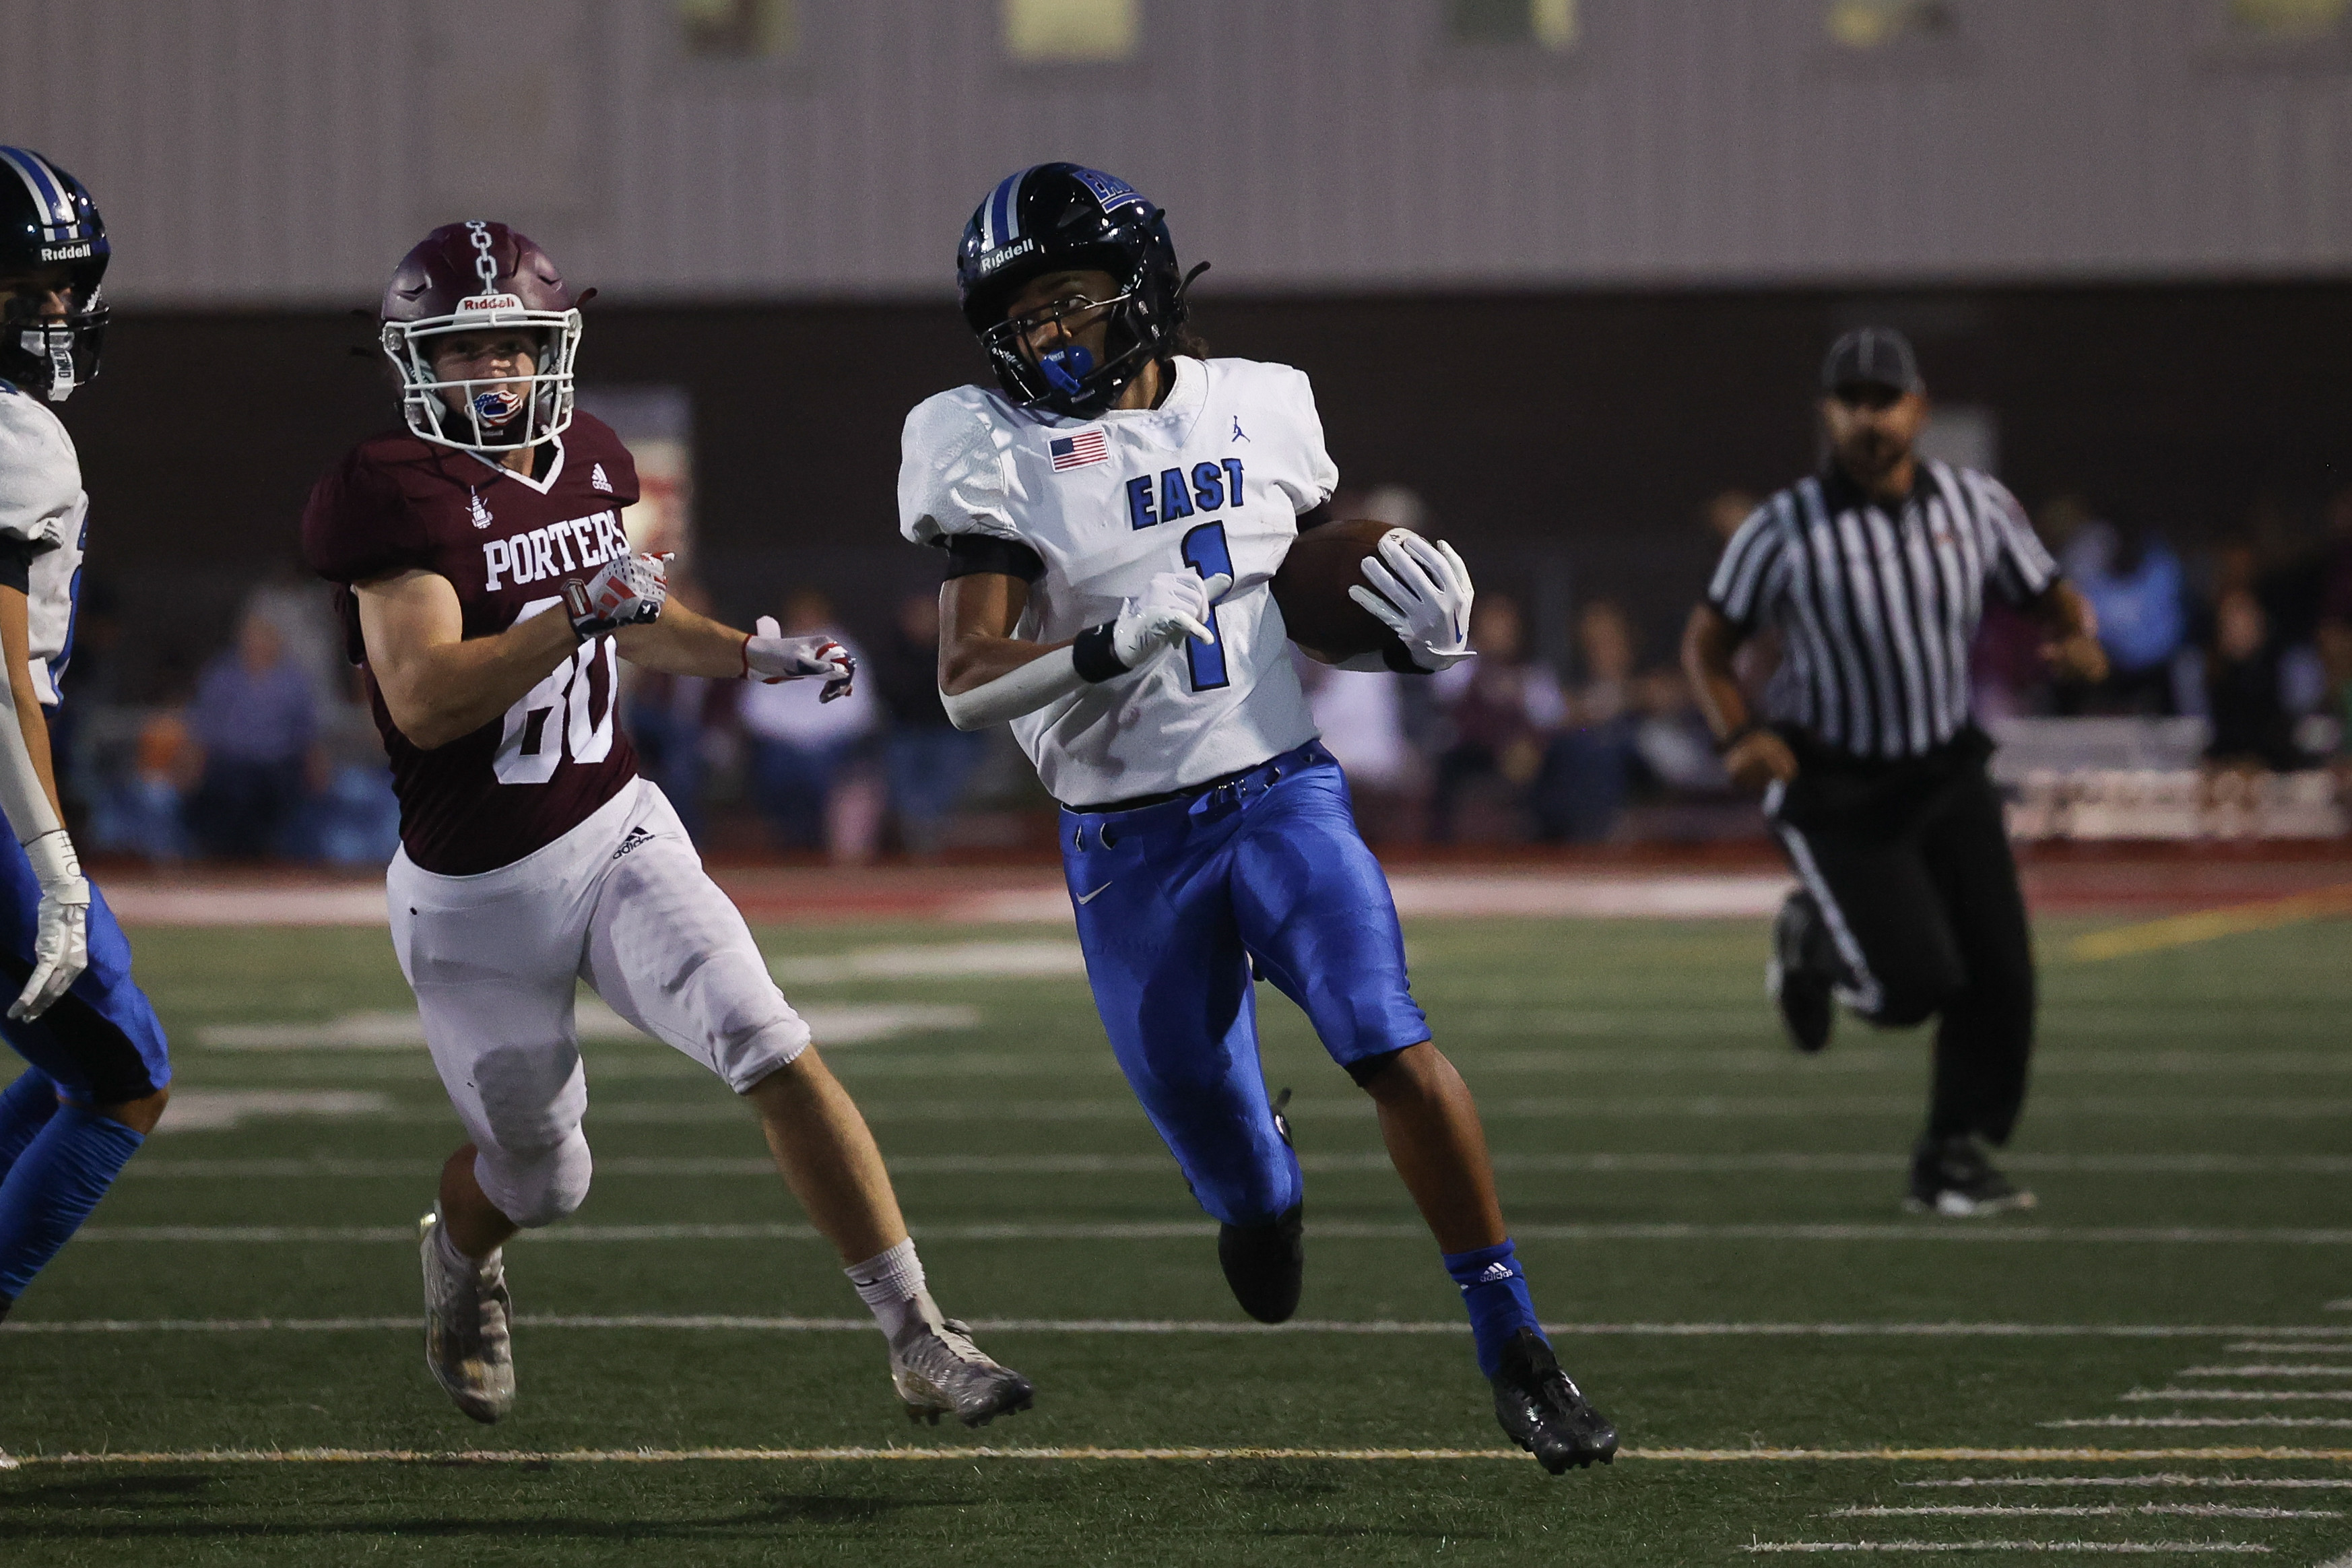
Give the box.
[4,909,2351,1565]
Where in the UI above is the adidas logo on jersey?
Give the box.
[610,825,654,862]
[468,490,493,530]
[591,463,614,494]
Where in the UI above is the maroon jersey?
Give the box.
[302,416,644,875]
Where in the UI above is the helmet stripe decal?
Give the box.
[0,148,75,232]
[986,168,1028,251]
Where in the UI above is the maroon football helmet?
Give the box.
[379,220,583,451]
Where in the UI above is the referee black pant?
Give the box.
[1765,727,2035,1146]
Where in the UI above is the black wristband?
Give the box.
[1380,639,1427,675]
[560,577,601,642]
[1714,722,1763,756]
[1071,622,1129,684]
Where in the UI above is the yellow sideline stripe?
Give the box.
[11,1445,2352,1468]
[2068,884,2352,963]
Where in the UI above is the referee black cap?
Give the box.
[1822,327,1922,397]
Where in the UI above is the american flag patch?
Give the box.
[1049,429,1109,471]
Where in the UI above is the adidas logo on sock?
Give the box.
[1476,1262,1515,1284]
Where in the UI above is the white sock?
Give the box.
[845,1239,928,1341]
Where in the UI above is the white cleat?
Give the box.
[889,1305,1034,1429]
[0,1448,18,1471]
[418,1208,515,1425]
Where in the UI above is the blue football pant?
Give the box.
[0,834,169,1107]
[1061,744,1429,1228]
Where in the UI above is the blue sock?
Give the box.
[1444,1239,1544,1379]
[0,1101,144,1300]
[0,1068,60,1185]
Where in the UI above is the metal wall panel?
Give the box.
[5,0,2349,304]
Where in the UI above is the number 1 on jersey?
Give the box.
[1179,521,1233,692]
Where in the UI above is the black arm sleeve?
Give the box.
[941,533,1047,584]
[0,537,40,595]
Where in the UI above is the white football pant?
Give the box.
[387,778,810,1228]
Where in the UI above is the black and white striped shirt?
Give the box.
[1707,461,2059,761]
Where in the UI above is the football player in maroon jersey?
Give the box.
[304,221,1031,1429]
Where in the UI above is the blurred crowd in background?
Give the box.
[54,478,2352,865]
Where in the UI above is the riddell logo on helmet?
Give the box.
[38,242,92,261]
[456,293,525,314]
[977,239,1037,275]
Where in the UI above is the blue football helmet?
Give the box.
[0,147,110,403]
[956,163,1199,418]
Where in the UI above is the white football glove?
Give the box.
[1113,570,1231,669]
[564,552,668,639]
[1350,531,1475,672]
[746,616,857,703]
[13,829,89,1022]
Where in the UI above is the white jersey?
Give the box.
[0,381,90,705]
[898,356,1336,806]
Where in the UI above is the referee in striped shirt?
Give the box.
[1681,328,2108,1216]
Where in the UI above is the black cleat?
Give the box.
[1492,1329,1618,1474]
[1218,1202,1304,1324]
[1906,1134,2037,1218]
[1767,890,1835,1053]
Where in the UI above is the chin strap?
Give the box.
[13,325,75,403]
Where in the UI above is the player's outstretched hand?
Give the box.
[565,552,668,639]
[11,830,90,1022]
[1113,570,1229,668]
[745,616,857,703]
[1352,531,1475,672]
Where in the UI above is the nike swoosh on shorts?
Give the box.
[1075,882,1113,905]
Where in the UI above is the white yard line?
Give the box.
[67,1220,2352,1245]
[5,1443,2350,1468]
[2226,1344,2352,1355]
[2047,1419,2352,1430]
[956,873,1798,925]
[1831,1505,2337,1519]
[147,1090,395,1132]
[106,886,391,926]
[770,940,1086,983]
[1746,1543,2269,1556]
[1905,1477,2352,1490]
[2178,1367,2352,1378]
[8,1317,2352,1340]
[2126,1401,2352,1410]
[107,1152,2352,1179]
[193,1003,975,1052]
[117,1152,2352,1179]
[141,1096,2352,1130]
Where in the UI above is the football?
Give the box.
[1270,518,1413,662]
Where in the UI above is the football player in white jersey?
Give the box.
[0,149,175,1470]
[898,164,1616,1472]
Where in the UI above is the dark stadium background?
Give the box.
[62,280,2352,697]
